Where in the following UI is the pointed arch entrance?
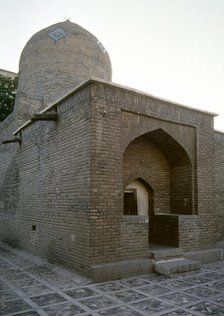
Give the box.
[124,178,154,217]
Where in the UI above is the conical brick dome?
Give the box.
[16,21,112,107]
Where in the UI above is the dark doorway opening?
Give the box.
[124,189,137,215]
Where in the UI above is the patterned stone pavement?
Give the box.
[0,244,224,315]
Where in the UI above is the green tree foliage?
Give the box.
[0,74,18,122]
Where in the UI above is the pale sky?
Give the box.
[0,0,224,130]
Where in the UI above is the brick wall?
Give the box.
[215,131,224,241]
[0,86,92,273]
[0,79,223,274]
[0,112,21,246]
[89,89,123,264]
[120,216,149,260]
[179,215,200,249]
[90,81,217,255]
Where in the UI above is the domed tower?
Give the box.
[14,21,112,117]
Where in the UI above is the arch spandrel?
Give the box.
[121,112,196,165]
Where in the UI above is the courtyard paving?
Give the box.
[0,244,224,315]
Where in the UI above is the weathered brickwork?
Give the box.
[0,87,93,273]
[178,215,200,249]
[89,81,218,255]
[0,111,20,245]
[17,21,112,108]
[0,21,224,279]
[215,131,224,241]
[0,79,223,276]
[120,216,149,260]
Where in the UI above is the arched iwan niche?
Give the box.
[123,128,194,215]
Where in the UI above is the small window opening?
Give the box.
[124,189,137,215]
[32,225,37,231]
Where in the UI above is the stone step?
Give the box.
[154,257,201,276]
[184,248,224,264]
[149,247,183,260]
[216,241,224,249]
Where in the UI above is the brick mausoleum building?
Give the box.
[0,21,224,281]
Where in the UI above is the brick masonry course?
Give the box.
[0,80,224,279]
